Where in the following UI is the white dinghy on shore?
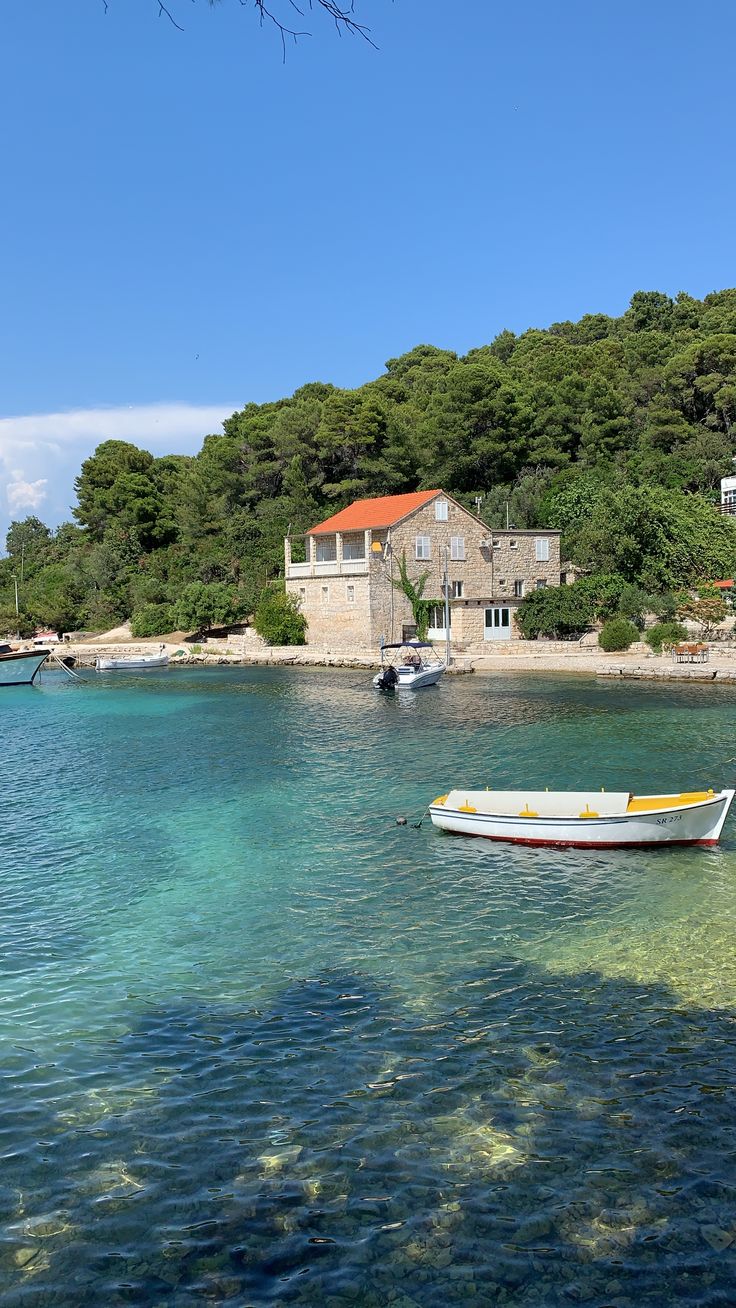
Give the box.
[429,787,735,848]
[95,650,169,671]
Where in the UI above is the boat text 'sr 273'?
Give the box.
[429,787,735,848]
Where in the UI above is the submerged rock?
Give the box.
[14,1246,41,1268]
[701,1224,733,1251]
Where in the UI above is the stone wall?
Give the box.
[382,499,560,649]
[287,572,373,650]
[287,493,561,652]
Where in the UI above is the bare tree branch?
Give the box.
[100,0,377,50]
[236,0,376,51]
[158,1,186,30]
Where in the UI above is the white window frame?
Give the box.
[415,535,431,560]
[452,580,463,599]
[509,539,518,550]
[535,537,550,562]
[450,536,465,561]
[427,603,451,630]
[535,579,547,590]
[513,579,524,598]
[321,585,329,603]
[342,538,365,561]
[485,607,511,629]
[435,499,449,521]
[346,584,355,603]
[316,538,337,563]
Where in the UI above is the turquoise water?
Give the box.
[3,666,736,1306]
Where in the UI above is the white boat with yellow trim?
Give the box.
[429,787,735,848]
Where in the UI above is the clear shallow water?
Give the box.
[2,666,736,1306]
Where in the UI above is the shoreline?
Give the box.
[46,638,736,684]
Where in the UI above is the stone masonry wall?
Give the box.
[286,493,561,651]
[287,573,372,650]
[379,498,560,647]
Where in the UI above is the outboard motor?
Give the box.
[378,664,398,691]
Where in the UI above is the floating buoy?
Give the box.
[396,816,407,826]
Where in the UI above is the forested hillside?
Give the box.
[3,287,736,636]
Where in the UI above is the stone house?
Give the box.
[285,490,561,652]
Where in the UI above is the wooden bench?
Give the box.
[672,643,709,663]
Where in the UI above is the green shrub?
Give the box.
[174,582,245,635]
[645,621,688,653]
[598,616,640,652]
[0,609,35,639]
[516,583,594,640]
[130,603,175,638]
[253,587,307,646]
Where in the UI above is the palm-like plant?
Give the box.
[392,550,431,640]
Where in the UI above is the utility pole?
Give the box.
[388,534,394,642]
[443,545,452,667]
[11,574,19,616]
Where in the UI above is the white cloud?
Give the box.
[7,472,48,513]
[0,402,233,455]
[0,401,236,548]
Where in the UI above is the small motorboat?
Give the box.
[0,645,49,686]
[373,641,445,691]
[95,651,169,671]
[429,787,735,848]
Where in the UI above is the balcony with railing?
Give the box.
[285,530,373,579]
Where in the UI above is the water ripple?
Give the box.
[2,667,736,1304]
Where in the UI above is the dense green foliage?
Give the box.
[0,609,35,639]
[598,617,640,652]
[130,603,176,638]
[173,582,246,635]
[4,288,736,633]
[515,584,595,640]
[645,621,688,653]
[253,587,307,646]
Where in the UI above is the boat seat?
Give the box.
[627,791,713,813]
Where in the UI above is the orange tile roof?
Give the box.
[308,490,442,535]
[712,579,734,588]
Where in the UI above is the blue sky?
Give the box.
[1,0,734,541]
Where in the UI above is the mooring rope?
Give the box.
[48,651,86,681]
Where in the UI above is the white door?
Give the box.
[484,607,511,641]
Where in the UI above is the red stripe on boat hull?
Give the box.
[444,833,719,849]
